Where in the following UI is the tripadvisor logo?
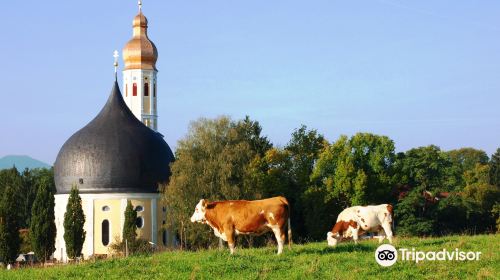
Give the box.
[375,244,482,267]
[375,244,398,267]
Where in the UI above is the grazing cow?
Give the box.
[190,196,292,254]
[327,204,393,246]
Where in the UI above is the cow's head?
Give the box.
[327,231,340,246]
[190,199,208,223]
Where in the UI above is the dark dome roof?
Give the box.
[54,81,174,194]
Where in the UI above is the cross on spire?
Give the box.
[113,50,119,75]
[138,0,142,11]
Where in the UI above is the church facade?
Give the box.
[53,3,174,261]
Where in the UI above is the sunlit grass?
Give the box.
[1,234,498,280]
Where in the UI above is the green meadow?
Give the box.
[2,234,498,280]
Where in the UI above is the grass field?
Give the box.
[1,234,498,280]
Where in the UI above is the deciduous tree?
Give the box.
[162,116,271,249]
[285,126,326,239]
[311,133,395,207]
[446,148,489,189]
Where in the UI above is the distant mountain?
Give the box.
[0,155,51,170]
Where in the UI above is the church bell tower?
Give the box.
[122,1,158,130]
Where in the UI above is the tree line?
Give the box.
[0,115,498,259]
[0,167,56,264]
[162,116,500,249]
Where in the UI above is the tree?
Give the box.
[447,148,489,173]
[0,167,54,229]
[245,148,294,199]
[0,167,22,194]
[311,133,395,207]
[0,186,21,264]
[492,203,500,233]
[30,177,57,262]
[305,133,395,239]
[111,201,149,256]
[162,116,271,249]
[446,148,489,189]
[393,145,454,193]
[435,194,481,235]
[394,186,435,236]
[301,185,340,240]
[285,125,326,239]
[392,146,456,236]
[0,168,23,225]
[490,148,500,186]
[462,164,500,232]
[63,186,86,259]
[123,201,137,243]
[244,125,327,241]
[19,168,35,228]
[285,125,326,190]
[394,147,497,236]
[233,116,272,157]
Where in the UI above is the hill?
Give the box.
[0,155,51,170]
[1,234,498,279]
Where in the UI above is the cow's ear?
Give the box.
[201,199,208,208]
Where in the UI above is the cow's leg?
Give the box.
[279,229,286,254]
[271,226,284,254]
[351,228,359,245]
[225,229,236,254]
[381,222,393,244]
[377,230,386,244]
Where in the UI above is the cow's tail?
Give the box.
[387,204,394,232]
[279,196,293,249]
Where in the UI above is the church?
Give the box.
[53,2,175,261]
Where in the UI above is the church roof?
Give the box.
[54,81,174,194]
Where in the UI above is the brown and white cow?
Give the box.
[190,196,292,254]
[327,204,393,246]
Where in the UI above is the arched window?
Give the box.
[162,220,167,245]
[136,216,144,228]
[125,84,128,97]
[102,206,110,212]
[153,83,156,97]
[162,230,167,246]
[144,83,149,97]
[133,83,137,96]
[102,220,110,246]
[135,205,144,212]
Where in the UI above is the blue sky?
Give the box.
[0,0,499,164]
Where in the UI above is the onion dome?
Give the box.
[54,81,174,194]
[122,10,158,71]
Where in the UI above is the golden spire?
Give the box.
[122,1,158,71]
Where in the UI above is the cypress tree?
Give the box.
[0,186,21,264]
[123,201,137,243]
[63,186,86,259]
[30,177,57,262]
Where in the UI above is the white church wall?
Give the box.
[54,193,162,262]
